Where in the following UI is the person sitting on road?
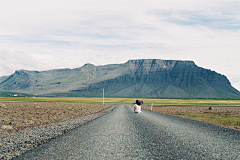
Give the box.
[133,100,143,113]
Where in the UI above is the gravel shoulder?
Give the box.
[0,104,117,159]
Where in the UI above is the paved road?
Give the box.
[16,105,240,159]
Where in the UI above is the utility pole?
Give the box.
[103,88,104,105]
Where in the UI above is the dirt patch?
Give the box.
[0,102,112,135]
[142,105,240,131]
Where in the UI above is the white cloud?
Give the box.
[0,49,42,75]
[0,0,240,91]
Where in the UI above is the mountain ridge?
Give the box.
[0,59,239,98]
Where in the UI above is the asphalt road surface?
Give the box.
[15,105,240,159]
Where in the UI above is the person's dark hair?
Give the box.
[136,100,143,105]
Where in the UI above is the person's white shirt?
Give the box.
[134,104,142,113]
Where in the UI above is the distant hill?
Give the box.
[0,59,240,98]
[0,89,30,97]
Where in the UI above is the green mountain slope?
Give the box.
[0,59,239,98]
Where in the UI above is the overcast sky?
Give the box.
[0,0,240,90]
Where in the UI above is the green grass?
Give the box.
[176,112,240,127]
[1,97,240,106]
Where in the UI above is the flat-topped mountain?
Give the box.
[0,59,239,98]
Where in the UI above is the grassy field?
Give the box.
[1,97,240,134]
[1,97,240,106]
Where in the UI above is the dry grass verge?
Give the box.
[0,102,112,135]
[142,105,240,131]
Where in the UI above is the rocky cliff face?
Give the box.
[0,59,239,98]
